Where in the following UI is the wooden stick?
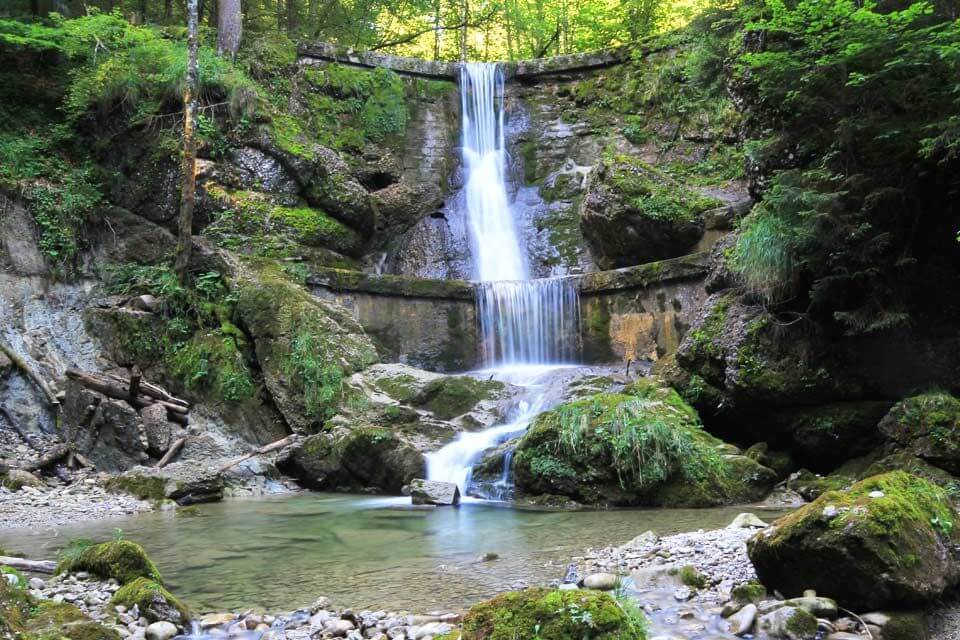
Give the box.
[217,435,298,474]
[22,444,69,471]
[106,373,190,408]
[0,406,40,452]
[0,343,60,409]
[0,556,57,574]
[128,366,142,401]
[155,437,186,469]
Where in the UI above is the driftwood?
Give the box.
[65,369,188,425]
[155,436,186,469]
[128,366,142,400]
[22,444,70,471]
[0,342,60,409]
[105,373,190,409]
[0,556,57,574]
[217,434,298,474]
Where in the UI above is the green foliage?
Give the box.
[731,0,960,332]
[284,329,346,420]
[110,577,191,622]
[607,156,721,223]
[0,566,26,589]
[677,565,708,589]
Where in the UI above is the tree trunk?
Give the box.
[164,0,173,20]
[0,557,57,575]
[459,0,468,60]
[217,0,243,58]
[175,0,200,286]
[433,0,441,60]
[286,0,297,35]
[30,0,41,15]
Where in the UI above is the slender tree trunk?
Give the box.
[276,0,283,30]
[175,0,200,285]
[217,0,242,57]
[433,0,441,60]
[286,0,297,35]
[459,0,468,60]
[30,0,40,15]
[164,0,173,20]
[505,2,514,60]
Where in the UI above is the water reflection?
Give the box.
[2,494,785,614]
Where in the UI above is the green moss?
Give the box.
[605,156,721,224]
[56,541,161,585]
[0,566,26,588]
[731,581,766,603]
[678,565,707,589]
[876,611,928,640]
[372,374,420,403]
[104,475,167,503]
[460,588,646,640]
[167,330,256,403]
[784,607,818,637]
[685,293,732,363]
[520,141,538,183]
[110,577,191,623]
[0,577,120,640]
[415,376,504,420]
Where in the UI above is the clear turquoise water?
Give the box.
[1,493,786,614]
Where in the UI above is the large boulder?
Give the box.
[56,541,162,585]
[513,377,776,506]
[406,479,460,506]
[110,577,191,624]
[61,379,150,472]
[878,392,960,474]
[289,428,424,493]
[460,588,644,640]
[106,464,225,505]
[579,158,708,269]
[234,261,378,433]
[747,471,960,610]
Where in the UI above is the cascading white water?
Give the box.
[425,63,581,499]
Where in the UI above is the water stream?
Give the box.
[426,63,582,496]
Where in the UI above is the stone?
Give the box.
[3,468,45,490]
[726,513,768,529]
[581,573,619,590]
[784,596,838,619]
[725,603,756,636]
[826,634,863,640]
[28,577,45,590]
[621,530,659,549]
[201,613,236,628]
[747,472,960,610]
[878,393,960,474]
[756,606,819,640]
[140,404,172,457]
[406,479,460,506]
[145,621,178,640]
[130,295,160,313]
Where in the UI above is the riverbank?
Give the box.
[0,468,152,529]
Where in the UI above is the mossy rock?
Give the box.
[460,587,646,640]
[774,401,891,471]
[336,427,425,493]
[104,474,168,503]
[57,541,162,586]
[110,577,191,623]
[864,451,960,498]
[234,260,378,432]
[731,581,766,604]
[513,378,775,506]
[747,471,960,610]
[878,393,960,474]
[872,611,929,640]
[413,376,505,420]
[744,442,794,479]
[0,578,120,640]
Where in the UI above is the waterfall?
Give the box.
[425,63,581,499]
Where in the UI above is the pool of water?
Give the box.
[2,494,787,614]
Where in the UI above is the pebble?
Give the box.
[145,621,178,640]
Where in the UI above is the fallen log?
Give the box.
[105,373,189,409]
[65,369,188,425]
[155,436,186,469]
[217,434,298,475]
[0,406,40,452]
[0,556,57,574]
[22,444,69,471]
[0,343,60,409]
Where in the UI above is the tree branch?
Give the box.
[370,8,498,51]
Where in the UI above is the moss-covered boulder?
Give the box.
[579,158,710,269]
[57,541,162,585]
[413,376,505,420]
[234,260,378,432]
[513,378,776,506]
[878,393,960,474]
[110,577,191,623]
[747,472,960,610]
[106,464,225,506]
[459,588,646,640]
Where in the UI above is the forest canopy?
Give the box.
[1,0,720,61]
